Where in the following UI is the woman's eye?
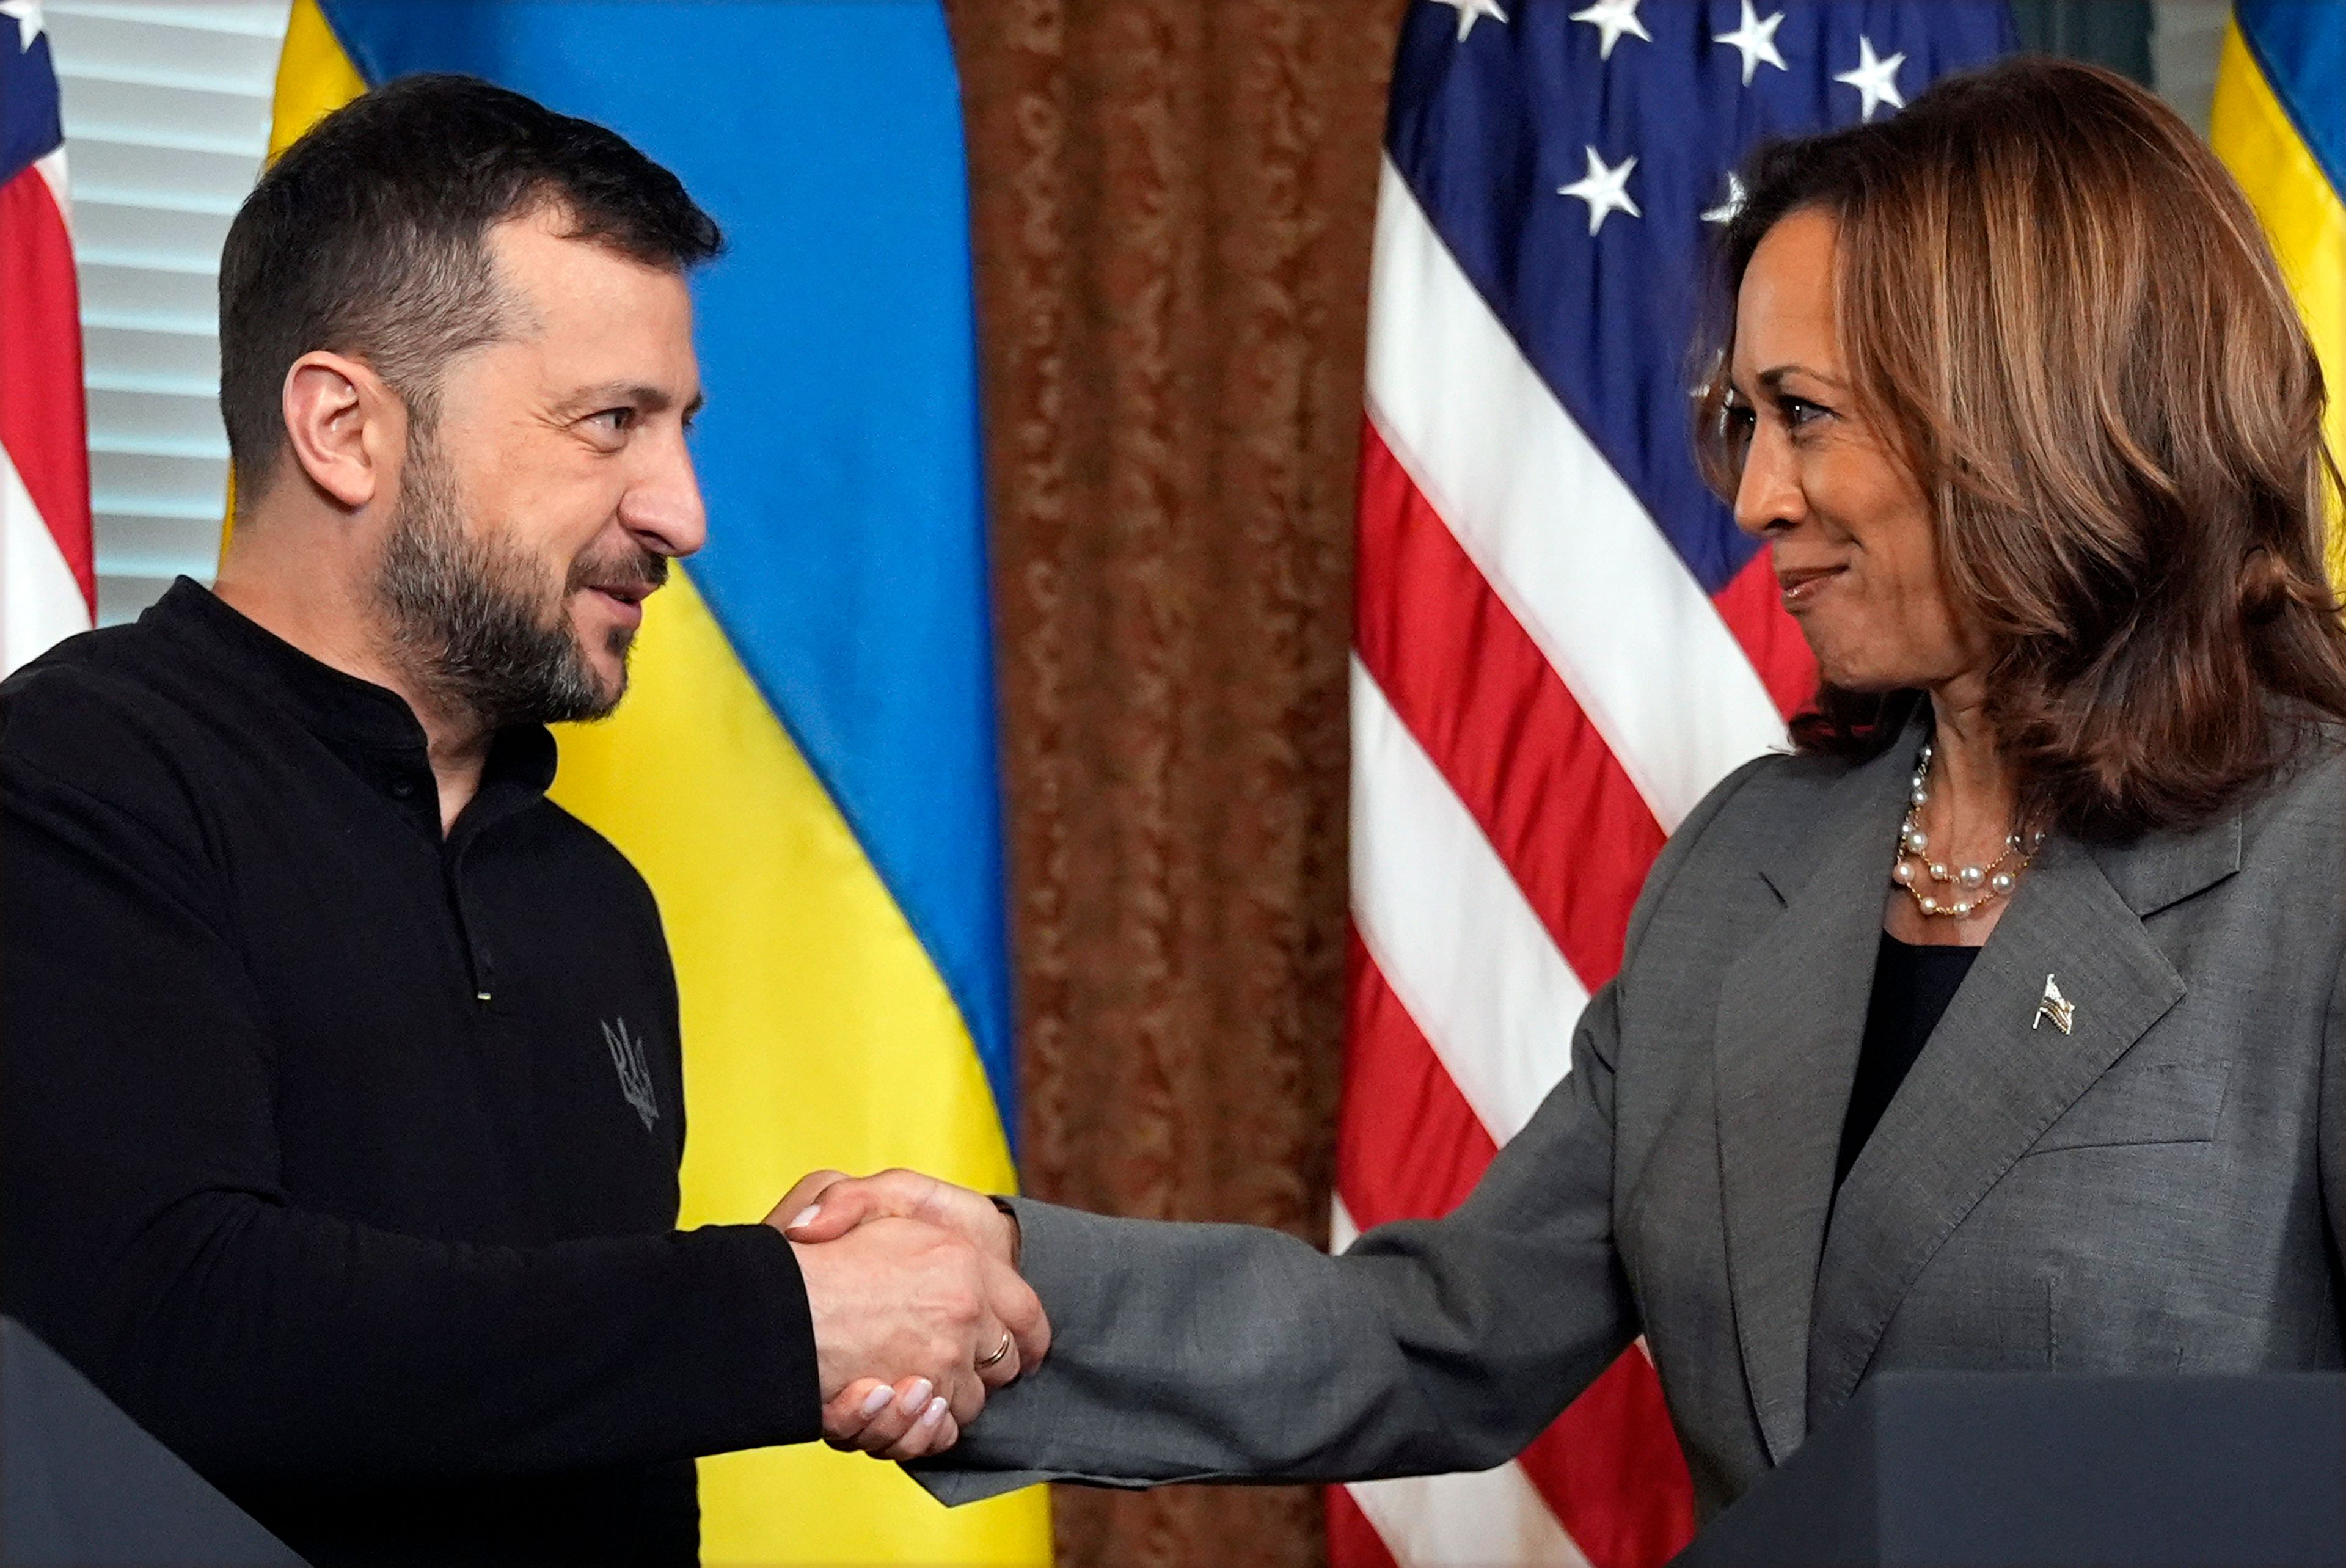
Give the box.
[1781,396,1829,429]
[1717,403,1753,468]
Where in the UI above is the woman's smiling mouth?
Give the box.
[1775,562,1846,609]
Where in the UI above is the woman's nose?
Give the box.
[1732,431,1803,539]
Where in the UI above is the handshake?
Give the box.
[762,1169,1045,1462]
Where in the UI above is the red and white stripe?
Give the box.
[1,128,97,675]
[1330,159,1810,1568]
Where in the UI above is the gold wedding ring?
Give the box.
[976,1330,1014,1369]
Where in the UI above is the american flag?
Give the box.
[1331,4,2011,1565]
[2,0,95,674]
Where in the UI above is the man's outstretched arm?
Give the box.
[1,748,1036,1481]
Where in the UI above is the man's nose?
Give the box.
[621,427,708,559]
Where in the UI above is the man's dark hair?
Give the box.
[218,73,722,503]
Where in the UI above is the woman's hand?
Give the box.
[822,1373,960,1460]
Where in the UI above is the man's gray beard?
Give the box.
[373,439,634,731]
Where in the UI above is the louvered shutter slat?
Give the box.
[46,1,290,623]
[71,140,265,214]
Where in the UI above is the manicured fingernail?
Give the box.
[786,1205,820,1231]
[858,1384,893,1417]
[920,1396,948,1427]
[897,1378,934,1415]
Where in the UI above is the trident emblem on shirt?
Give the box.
[2033,974,2075,1035]
[602,1018,659,1132]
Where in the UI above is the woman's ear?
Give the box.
[280,351,403,511]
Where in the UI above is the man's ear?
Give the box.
[281,351,405,511]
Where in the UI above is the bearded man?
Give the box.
[0,76,1038,1567]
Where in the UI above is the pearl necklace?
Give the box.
[1891,740,2041,919]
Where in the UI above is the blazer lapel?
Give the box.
[1804,827,2214,1424]
[1713,737,1916,1465]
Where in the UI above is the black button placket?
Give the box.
[441,773,540,1012]
[444,842,494,1007]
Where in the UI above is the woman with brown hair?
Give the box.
[794,57,2346,1520]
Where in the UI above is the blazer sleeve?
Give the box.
[915,755,1778,1503]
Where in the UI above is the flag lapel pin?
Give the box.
[2033,973,2075,1035]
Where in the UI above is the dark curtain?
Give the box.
[945,2,1406,1564]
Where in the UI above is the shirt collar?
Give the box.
[146,577,560,801]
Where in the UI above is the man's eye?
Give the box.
[591,408,636,434]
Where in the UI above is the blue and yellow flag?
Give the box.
[2213,1,2345,562]
[265,4,1046,1561]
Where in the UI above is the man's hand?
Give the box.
[769,1170,1046,1460]
[771,1167,1020,1271]
[778,1211,1037,1436]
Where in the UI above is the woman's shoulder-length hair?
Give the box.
[1691,56,2346,842]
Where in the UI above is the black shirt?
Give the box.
[1835,933,1981,1187]
[1,582,819,1566]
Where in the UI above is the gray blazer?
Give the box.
[923,726,2346,1519]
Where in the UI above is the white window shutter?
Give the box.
[43,1,292,624]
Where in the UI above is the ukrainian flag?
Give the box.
[2212,2,2345,559]
[265,4,1047,1562]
